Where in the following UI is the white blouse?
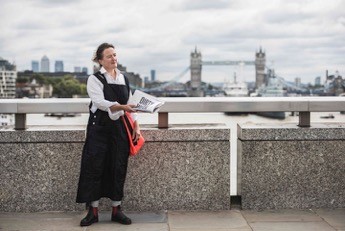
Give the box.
[87,66,137,121]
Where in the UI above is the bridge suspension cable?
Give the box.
[276,76,307,91]
[265,66,307,91]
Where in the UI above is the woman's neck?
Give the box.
[104,68,116,78]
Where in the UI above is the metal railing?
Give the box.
[0,97,344,129]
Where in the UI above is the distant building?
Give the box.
[333,71,345,96]
[93,65,99,73]
[16,78,53,98]
[117,63,143,88]
[295,77,301,88]
[82,67,88,74]
[55,61,64,72]
[0,57,17,126]
[255,47,266,89]
[41,55,50,72]
[0,57,17,127]
[31,61,39,72]
[151,70,156,81]
[0,57,17,99]
[315,76,321,86]
[324,71,345,96]
[74,66,81,73]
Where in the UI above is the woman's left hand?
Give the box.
[132,124,141,143]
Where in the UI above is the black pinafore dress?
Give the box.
[76,71,130,203]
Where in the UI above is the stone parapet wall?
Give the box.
[0,125,230,212]
[238,123,345,210]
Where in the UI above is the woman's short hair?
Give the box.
[93,43,115,63]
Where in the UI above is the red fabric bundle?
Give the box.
[121,112,145,156]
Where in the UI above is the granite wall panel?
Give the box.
[239,123,345,210]
[0,126,230,212]
[124,140,230,211]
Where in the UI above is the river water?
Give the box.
[27,111,345,126]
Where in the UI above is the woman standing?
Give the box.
[76,43,140,226]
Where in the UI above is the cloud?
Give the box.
[0,0,344,83]
[29,0,82,7]
[174,0,231,10]
[338,16,345,27]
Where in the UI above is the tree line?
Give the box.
[17,73,87,98]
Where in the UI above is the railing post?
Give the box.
[158,112,169,128]
[15,113,27,130]
[298,112,310,127]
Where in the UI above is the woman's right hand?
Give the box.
[122,104,136,112]
[110,104,136,112]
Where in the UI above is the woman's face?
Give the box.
[99,47,117,70]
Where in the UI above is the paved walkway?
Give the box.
[0,208,344,231]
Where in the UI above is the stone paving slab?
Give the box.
[167,210,251,230]
[0,211,168,231]
[248,221,336,231]
[0,209,343,231]
[241,209,322,222]
[0,211,84,231]
[86,223,168,231]
[314,208,345,230]
[242,208,345,231]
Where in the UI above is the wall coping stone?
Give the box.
[0,124,230,143]
[238,123,345,141]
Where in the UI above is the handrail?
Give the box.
[0,97,344,129]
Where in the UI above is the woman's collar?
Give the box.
[100,66,120,76]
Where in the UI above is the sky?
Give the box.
[1,0,344,84]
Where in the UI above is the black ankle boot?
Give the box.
[80,206,99,226]
[111,205,132,225]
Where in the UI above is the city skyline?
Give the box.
[1,0,344,84]
[29,55,88,74]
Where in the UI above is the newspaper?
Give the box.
[128,90,165,113]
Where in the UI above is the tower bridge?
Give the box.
[140,47,304,96]
[189,47,265,96]
[202,61,255,66]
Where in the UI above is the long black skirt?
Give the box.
[76,119,130,203]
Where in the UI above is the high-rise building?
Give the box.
[74,66,81,73]
[82,67,88,74]
[295,77,301,88]
[31,61,39,72]
[0,57,17,99]
[150,69,156,82]
[41,55,50,72]
[55,61,64,72]
[315,76,321,86]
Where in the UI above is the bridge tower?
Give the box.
[189,47,204,97]
[255,47,266,89]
